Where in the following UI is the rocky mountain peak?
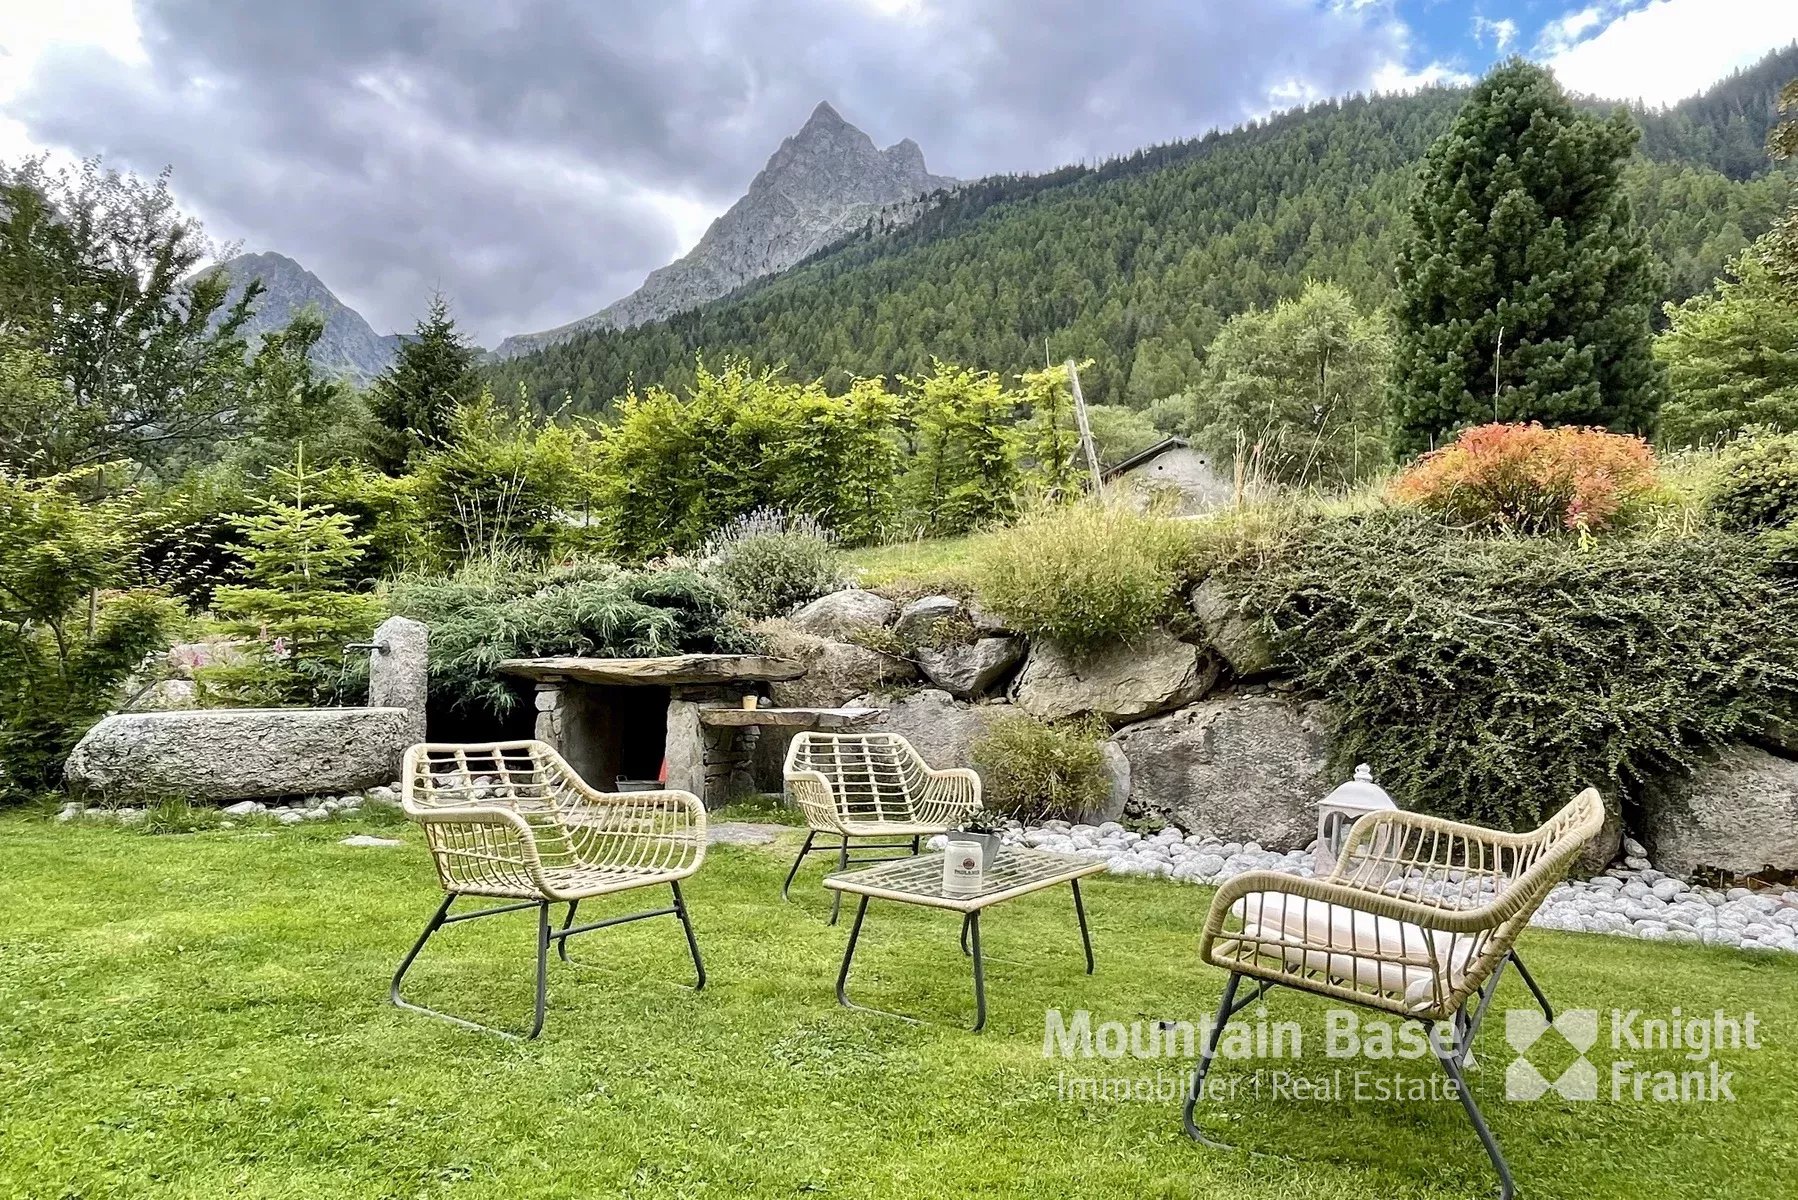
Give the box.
[493,102,957,358]
[197,251,399,381]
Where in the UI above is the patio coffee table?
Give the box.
[824,848,1105,1032]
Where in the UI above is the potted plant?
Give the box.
[952,808,1008,869]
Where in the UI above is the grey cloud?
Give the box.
[10,0,1412,342]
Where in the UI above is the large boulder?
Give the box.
[65,708,412,803]
[1640,746,1798,881]
[1012,630,1218,724]
[1751,708,1798,757]
[1112,694,1334,850]
[766,630,917,708]
[965,597,1015,635]
[1091,741,1131,825]
[788,589,898,640]
[894,594,965,645]
[847,688,1008,770]
[916,637,1025,700]
[1189,576,1274,679]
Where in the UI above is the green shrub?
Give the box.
[133,469,255,606]
[1231,512,1798,828]
[414,391,606,561]
[1708,431,1798,532]
[973,501,1197,651]
[198,456,383,706]
[0,471,178,797]
[972,712,1112,821]
[701,508,844,619]
[597,361,899,558]
[388,561,761,718]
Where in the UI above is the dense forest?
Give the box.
[489,46,1798,411]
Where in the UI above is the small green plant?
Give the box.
[701,508,844,620]
[971,712,1112,822]
[199,453,382,706]
[973,500,1197,651]
[1708,430,1798,532]
[954,807,1008,834]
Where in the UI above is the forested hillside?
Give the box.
[490,47,1798,411]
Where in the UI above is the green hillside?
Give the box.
[490,47,1798,411]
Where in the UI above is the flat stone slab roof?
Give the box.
[698,706,883,729]
[498,654,806,686]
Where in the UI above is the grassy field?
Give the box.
[2,814,1794,1199]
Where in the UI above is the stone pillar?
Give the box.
[664,691,708,799]
[665,684,761,808]
[534,684,563,747]
[368,615,429,749]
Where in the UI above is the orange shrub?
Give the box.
[1389,423,1659,534]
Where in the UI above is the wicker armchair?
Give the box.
[391,740,708,1038]
[782,731,981,922]
[1186,788,1606,1200]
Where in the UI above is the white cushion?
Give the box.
[1228,891,1477,1012]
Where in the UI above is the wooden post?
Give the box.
[1064,359,1104,494]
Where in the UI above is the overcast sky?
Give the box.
[2,0,1796,344]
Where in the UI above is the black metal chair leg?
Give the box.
[390,893,554,1040]
[781,831,817,901]
[557,900,580,962]
[1072,879,1094,974]
[1435,1028,1517,1200]
[671,880,706,990]
[526,901,550,1039]
[911,835,920,854]
[1183,971,1241,1145]
[829,838,848,925]
[391,892,455,1009]
[1508,949,1554,1024]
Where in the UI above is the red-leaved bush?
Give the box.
[1389,423,1659,534]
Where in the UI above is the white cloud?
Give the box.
[1548,0,1798,105]
[1371,60,1476,94]
[0,0,143,162]
[1474,16,1520,52]
[1534,5,1606,56]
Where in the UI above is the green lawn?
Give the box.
[840,533,994,591]
[2,815,1794,1198]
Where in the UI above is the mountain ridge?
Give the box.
[486,45,1798,409]
[490,101,955,359]
[198,250,400,381]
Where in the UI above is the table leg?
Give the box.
[835,893,871,1010]
[968,910,987,1033]
[835,896,990,1032]
[1072,879,1094,974]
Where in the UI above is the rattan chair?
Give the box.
[782,730,981,922]
[391,740,708,1038]
[1186,788,1605,1200]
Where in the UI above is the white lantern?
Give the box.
[1314,764,1396,876]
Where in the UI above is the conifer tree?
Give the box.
[1388,60,1665,456]
[368,292,481,472]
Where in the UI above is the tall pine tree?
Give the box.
[1388,59,1665,456]
[369,292,481,472]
